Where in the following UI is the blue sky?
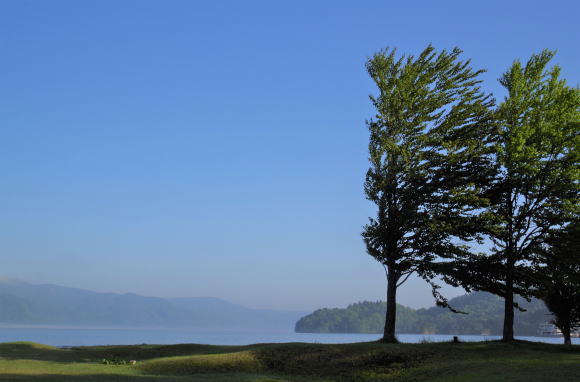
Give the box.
[0,0,578,311]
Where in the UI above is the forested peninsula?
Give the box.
[295,292,551,336]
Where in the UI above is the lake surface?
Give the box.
[0,326,577,346]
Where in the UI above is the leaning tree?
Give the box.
[363,45,494,342]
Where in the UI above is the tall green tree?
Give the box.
[363,45,494,342]
[439,50,580,341]
[537,221,580,345]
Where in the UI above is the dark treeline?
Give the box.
[295,292,548,336]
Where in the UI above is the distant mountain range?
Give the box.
[295,292,553,336]
[0,278,303,330]
[0,279,554,336]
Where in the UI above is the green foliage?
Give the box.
[363,45,494,340]
[490,50,580,263]
[102,357,134,365]
[295,292,549,335]
[363,44,493,272]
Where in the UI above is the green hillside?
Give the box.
[295,292,551,336]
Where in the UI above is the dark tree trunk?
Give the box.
[382,273,398,343]
[562,323,572,345]
[502,288,514,341]
[502,260,515,341]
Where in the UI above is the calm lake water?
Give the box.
[0,326,577,346]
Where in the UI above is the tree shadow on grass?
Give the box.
[0,375,183,382]
[0,342,79,362]
[252,343,427,381]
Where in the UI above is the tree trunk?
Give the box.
[562,323,572,345]
[502,259,515,341]
[502,288,514,341]
[382,273,398,343]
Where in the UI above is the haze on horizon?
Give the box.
[1,0,578,312]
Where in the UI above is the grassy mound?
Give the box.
[139,350,264,374]
[1,342,56,349]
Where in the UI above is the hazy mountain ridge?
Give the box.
[295,292,553,336]
[0,279,303,330]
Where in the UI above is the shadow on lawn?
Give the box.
[0,375,181,382]
[0,342,79,362]
[252,342,428,380]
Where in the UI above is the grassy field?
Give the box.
[0,340,578,381]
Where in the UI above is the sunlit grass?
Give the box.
[139,351,264,374]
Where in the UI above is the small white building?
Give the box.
[537,322,580,337]
[537,322,562,336]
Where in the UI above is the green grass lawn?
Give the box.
[0,340,578,381]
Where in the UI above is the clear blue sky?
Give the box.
[1,0,578,311]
